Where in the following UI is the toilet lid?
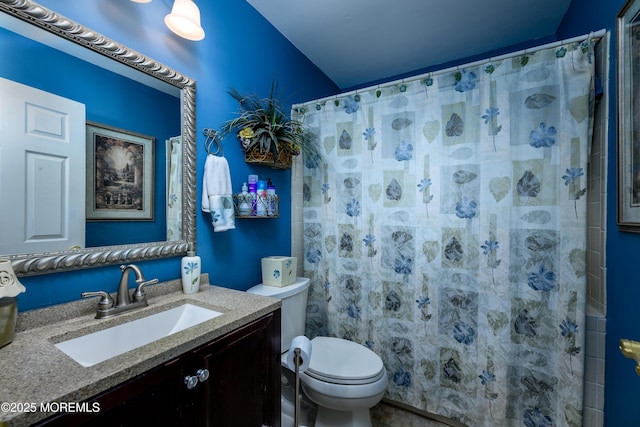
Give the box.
[305,337,384,385]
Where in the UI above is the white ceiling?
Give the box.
[247,0,573,89]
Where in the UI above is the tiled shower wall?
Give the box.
[291,37,609,423]
[583,34,609,427]
[292,156,305,278]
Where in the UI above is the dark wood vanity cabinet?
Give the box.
[36,310,281,427]
[188,309,281,427]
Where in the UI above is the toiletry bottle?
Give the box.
[181,244,201,294]
[267,179,276,216]
[256,180,267,216]
[248,174,258,216]
[238,182,251,216]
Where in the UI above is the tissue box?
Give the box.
[261,256,297,287]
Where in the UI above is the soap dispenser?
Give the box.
[238,182,252,216]
[181,243,201,294]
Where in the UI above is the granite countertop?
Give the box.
[0,274,280,427]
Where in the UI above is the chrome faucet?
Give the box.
[82,264,159,319]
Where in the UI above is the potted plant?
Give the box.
[220,82,319,169]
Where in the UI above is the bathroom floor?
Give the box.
[370,402,454,427]
[284,370,453,427]
[294,400,453,427]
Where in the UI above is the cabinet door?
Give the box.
[35,358,185,426]
[193,310,281,427]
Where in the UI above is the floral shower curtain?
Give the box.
[300,41,594,426]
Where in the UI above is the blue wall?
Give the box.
[15,0,338,310]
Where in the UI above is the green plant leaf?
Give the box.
[220,81,323,163]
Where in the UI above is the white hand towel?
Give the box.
[201,154,235,232]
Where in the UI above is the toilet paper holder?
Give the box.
[288,335,311,427]
[293,348,303,427]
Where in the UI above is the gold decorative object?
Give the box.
[620,338,640,375]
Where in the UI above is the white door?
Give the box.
[0,77,86,255]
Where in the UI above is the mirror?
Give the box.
[0,0,196,276]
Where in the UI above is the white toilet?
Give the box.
[247,277,388,427]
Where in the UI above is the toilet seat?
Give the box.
[247,279,387,426]
[304,337,385,385]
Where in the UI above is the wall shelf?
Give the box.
[233,193,279,218]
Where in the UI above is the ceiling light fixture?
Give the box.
[130,0,205,41]
[164,0,205,41]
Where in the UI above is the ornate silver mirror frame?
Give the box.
[0,0,196,275]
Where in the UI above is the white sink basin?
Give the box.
[54,303,222,367]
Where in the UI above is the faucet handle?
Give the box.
[132,278,158,302]
[81,291,114,310]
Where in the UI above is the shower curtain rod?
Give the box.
[293,28,606,109]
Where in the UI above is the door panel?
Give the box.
[0,77,85,254]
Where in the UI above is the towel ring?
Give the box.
[202,128,223,156]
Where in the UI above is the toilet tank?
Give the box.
[246,277,310,353]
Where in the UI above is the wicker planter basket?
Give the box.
[243,144,293,170]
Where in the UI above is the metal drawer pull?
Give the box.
[184,375,198,390]
[185,368,210,389]
[196,368,209,382]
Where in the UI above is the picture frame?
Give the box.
[618,0,640,231]
[86,122,154,221]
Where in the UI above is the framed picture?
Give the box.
[618,0,640,230]
[86,122,154,221]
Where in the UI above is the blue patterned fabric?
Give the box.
[299,42,594,426]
